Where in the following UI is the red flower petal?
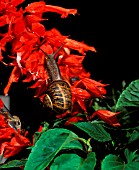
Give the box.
[13,19,25,36]
[4,66,21,95]
[32,23,46,37]
[65,116,84,126]
[25,1,46,14]
[65,38,96,55]
[77,99,87,111]
[1,132,30,158]
[25,15,46,24]
[44,28,67,46]
[58,54,85,66]
[44,5,77,18]
[0,115,31,158]
[71,87,91,99]
[0,15,9,27]
[81,78,108,97]
[91,110,121,127]
[0,99,4,109]
[11,0,25,7]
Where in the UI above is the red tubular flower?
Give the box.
[0,99,31,162]
[90,110,121,127]
[71,86,91,111]
[0,0,97,98]
[4,66,21,96]
[0,0,25,27]
[0,114,31,161]
[25,1,77,18]
[44,28,68,47]
[58,52,90,81]
[73,78,108,98]
[44,5,77,18]
[0,0,25,50]
[58,54,85,67]
[0,0,108,127]
[64,38,96,55]
[24,1,46,14]
[64,116,84,126]
[29,80,48,98]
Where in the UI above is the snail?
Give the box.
[40,44,72,115]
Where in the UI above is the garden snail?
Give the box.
[40,44,72,115]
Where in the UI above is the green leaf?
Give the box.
[128,127,139,144]
[116,79,139,110]
[124,148,139,163]
[0,159,26,169]
[50,152,96,170]
[101,154,124,170]
[24,128,83,170]
[79,152,96,170]
[101,154,139,170]
[73,122,111,142]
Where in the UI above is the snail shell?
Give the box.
[43,80,72,115]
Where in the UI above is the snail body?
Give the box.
[41,45,72,115]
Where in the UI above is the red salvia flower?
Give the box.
[0,0,25,27]
[0,99,31,163]
[58,54,85,67]
[64,38,96,55]
[0,0,97,99]
[0,113,30,163]
[4,66,21,96]
[24,1,46,15]
[73,78,108,98]
[90,110,121,127]
[25,2,77,18]
[71,86,91,111]
[44,5,77,18]
[64,116,84,126]
[0,0,110,127]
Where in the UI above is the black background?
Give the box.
[41,0,139,88]
[0,0,139,127]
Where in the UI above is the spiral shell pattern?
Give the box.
[43,80,72,115]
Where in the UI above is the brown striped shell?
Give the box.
[43,80,72,115]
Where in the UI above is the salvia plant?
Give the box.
[0,0,139,170]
